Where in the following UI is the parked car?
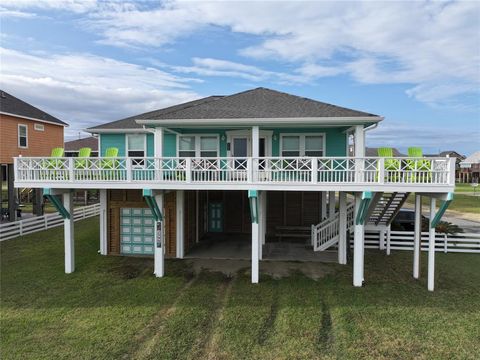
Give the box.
[391,209,427,231]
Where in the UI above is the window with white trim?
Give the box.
[18,124,28,148]
[178,135,219,157]
[127,134,146,167]
[34,123,44,131]
[280,134,324,157]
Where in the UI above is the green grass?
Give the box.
[2,218,480,359]
[455,182,480,194]
[406,193,480,215]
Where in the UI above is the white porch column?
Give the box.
[328,191,336,218]
[63,191,75,274]
[379,230,385,250]
[154,127,164,157]
[338,191,347,265]
[252,220,260,283]
[252,126,260,158]
[321,192,327,219]
[99,189,108,255]
[176,190,185,259]
[353,193,364,287]
[413,194,422,279]
[354,125,365,157]
[386,226,391,255]
[428,197,436,291]
[154,193,165,277]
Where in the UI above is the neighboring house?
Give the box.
[460,151,480,183]
[365,147,405,157]
[0,90,68,220]
[426,150,465,182]
[13,87,455,291]
[65,136,99,157]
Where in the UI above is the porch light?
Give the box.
[248,190,258,224]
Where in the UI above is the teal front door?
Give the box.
[209,202,223,232]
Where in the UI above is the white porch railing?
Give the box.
[312,202,354,251]
[14,156,455,186]
[360,231,480,254]
[0,203,100,241]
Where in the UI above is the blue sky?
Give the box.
[1,0,479,155]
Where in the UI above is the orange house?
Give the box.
[0,90,68,220]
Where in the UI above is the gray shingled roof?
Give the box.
[0,90,67,126]
[88,88,379,131]
[88,96,223,130]
[65,137,98,151]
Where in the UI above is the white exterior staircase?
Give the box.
[311,192,410,251]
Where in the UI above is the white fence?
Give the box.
[0,203,100,241]
[351,230,480,254]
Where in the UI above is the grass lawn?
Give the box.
[1,218,479,359]
[405,192,480,216]
[455,183,480,194]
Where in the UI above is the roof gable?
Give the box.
[0,90,67,126]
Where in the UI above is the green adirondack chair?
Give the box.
[101,147,119,169]
[407,147,431,182]
[378,147,401,182]
[42,147,65,179]
[74,147,92,170]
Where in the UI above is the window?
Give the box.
[179,136,196,157]
[178,135,218,157]
[280,134,324,157]
[34,123,44,131]
[305,136,323,156]
[18,124,28,148]
[200,136,218,157]
[127,134,146,167]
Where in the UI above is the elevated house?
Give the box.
[65,136,99,157]
[460,151,480,183]
[13,88,455,290]
[1,90,68,220]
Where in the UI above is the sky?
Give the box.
[1,0,479,155]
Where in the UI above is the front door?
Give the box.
[208,202,223,232]
[232,137,249,169]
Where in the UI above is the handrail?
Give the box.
[14,156,455,186]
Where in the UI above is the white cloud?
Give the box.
[170,57,308,84]
[0,0,98,13]
[70,1,479,108]
[0,47,201,135]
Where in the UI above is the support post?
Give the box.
[379,229,385,250]
[33,188,44,216]
[321,192,327,219]
[386,226,391,255]
[63,191,74,274]
[252,221,259,283]
[7,164,16,221]
[338,191,347,265]
[176,190,185,259]
[354,125,365,183]
[328,191,336,218]
[413,194,421,279]
[428,197,436,291]
[99,189,108,255]
[353,193,364,287]
[154,192,165,277]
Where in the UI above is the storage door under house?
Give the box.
[208,202,223,232]
[120,208,155,255]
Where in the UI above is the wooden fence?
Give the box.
[0,204,100,241]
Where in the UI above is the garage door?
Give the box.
[120,208,155,255]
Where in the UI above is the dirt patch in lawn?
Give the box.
[186,259,335,280]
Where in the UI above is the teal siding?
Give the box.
[164,133,177,157]
[146,134,154,156]
[100,134,126,156]
[100,126,348,158]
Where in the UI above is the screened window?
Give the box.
[282,136,300,157]
[179,135,218,157]
[18,124,28,148]
[179,136,196,157]
[281,134,324,157]
[127,134,146,166]
[200,136,218,157]
[305,136,324,156]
